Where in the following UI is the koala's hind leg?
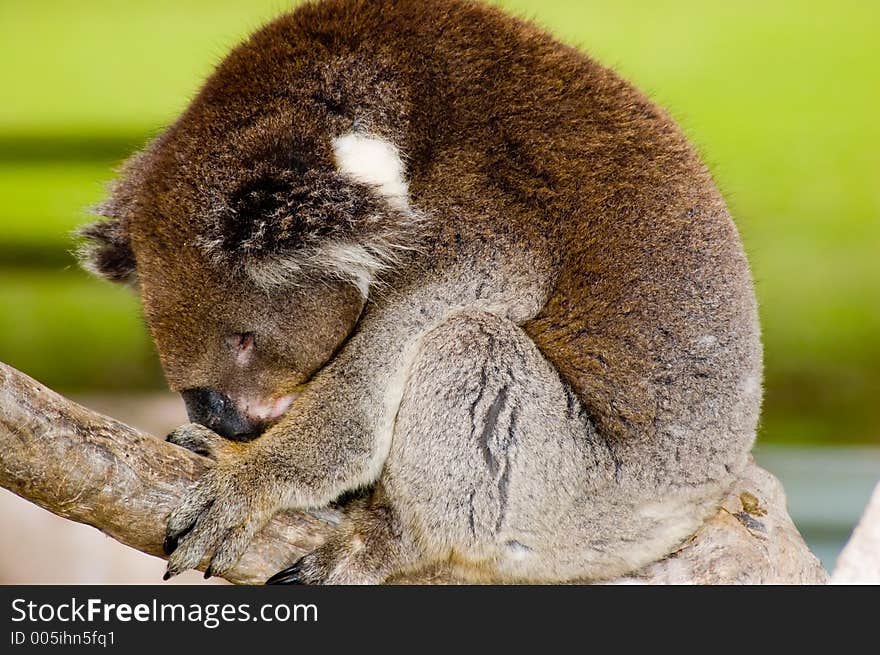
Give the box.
[384,310,670,583]
[266,487,419,585]
[272,309,692,584]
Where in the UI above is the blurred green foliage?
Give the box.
[0,0,877,444]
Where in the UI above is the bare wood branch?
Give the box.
[0,361,828,585]
[0,362,338,585]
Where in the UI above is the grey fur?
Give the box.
[78,1,762,584]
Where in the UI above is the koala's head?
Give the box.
[76,11,422,440]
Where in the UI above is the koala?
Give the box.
[78,0,762,584]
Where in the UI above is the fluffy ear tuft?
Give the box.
[76,218,137,283]
[200,166,422,294]
[76,149,152,284]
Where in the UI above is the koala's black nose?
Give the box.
[180,388,263,441]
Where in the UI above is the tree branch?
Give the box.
[0,362,338,585]
[0,361,828,584]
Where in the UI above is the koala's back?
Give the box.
[278,0,763,473]
[88,0,765,583]
[157,0,761,481]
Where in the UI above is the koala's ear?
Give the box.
[76,216,136,284]
[76,149,153,284]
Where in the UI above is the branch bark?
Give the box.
[0,361,828,585]
[0,362,338,585]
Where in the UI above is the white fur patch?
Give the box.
[505,541,533,561]
[243,233,415,300]
[318,241,391,298]
[332,133,409,208]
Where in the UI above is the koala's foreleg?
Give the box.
[163,302,429,578]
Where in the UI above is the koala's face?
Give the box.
[77,14,418,439]
[83,137,378,440]
[135,245,365,440]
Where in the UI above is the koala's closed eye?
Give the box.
[225,332,255,366]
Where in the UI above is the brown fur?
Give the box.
[80,0,762,583]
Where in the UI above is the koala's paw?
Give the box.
[265,537,388,585]
[166,423,224,460]
[163,459,275,580]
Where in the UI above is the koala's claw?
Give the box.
[264,535,390,585]
[162,522,195,556]
[162,463,273,581]
[166,423,223,459]
[265,552,330,585]
[265,559,308,585]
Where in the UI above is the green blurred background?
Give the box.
[0,0,878,448]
